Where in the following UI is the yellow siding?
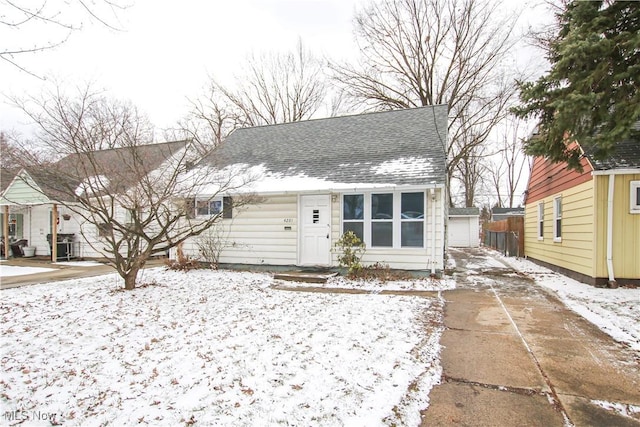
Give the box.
[593,174,640,279]
[524,180,596,277]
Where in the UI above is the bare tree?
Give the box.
[167,83,239,155]
[453,141,488,207]
[12,84,154,156]
[486,117,531,208]
[1,1,130,77]
[212,40,330,127]
[173,40,334,153]
[331,0,521,204]
[7,85,258,290]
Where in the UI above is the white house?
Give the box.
[0,141,190,260]
[179,106,449,273]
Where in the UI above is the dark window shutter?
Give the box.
[223,196,233,219]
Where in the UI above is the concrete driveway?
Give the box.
[421,247,640,426]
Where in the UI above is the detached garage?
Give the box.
[448,207,480,247]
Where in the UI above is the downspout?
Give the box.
[606,174,616,287]
[430,188,436,275]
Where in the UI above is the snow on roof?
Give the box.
[190,163,439,196]
[199,106,448,189]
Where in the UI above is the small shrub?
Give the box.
[359,262,413,282]
[164,257,200,271]
[165,242,200,271]
[334,231,366,278]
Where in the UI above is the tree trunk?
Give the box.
[123,266,140,290]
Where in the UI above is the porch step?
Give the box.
[274,270,338,284]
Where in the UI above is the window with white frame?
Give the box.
[631,181,640,213]
[401,192,425,247]
[343,194,364,242]
[553,197,562,242]
[537,202,544,240]
[371,193,393,247]
[342,191,426,248]
[196,197,222,217]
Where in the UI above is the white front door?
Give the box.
[299,195,331,266]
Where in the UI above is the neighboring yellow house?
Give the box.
[524,137,640,287]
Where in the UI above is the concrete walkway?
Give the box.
[0,257,166,289]
[421,248,640,426]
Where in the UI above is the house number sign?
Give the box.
[283,218,294,223]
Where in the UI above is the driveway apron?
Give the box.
[421,247,640,427]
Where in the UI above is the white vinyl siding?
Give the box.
[181,188,446,271]
[183,194,299,266]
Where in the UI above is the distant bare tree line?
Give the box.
[5,0,539,208]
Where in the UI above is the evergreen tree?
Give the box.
[514,0,640,169]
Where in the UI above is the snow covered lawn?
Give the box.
[1,269,443,426]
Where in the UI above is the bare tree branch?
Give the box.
[331,0,522,205]
[6,85,259,290]
[1,0,131,77]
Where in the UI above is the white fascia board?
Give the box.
[592,168,640,176]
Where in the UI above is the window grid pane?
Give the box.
[344,195,364,220]
[371,193,393,220]
[401,192,424,219]
[401,222,424,247]
[343,222,364,243]
[371,222,392,247]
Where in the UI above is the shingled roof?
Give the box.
[205,106,448,188]
[582,122,640,170]
[449,207,480,216]
[5,141,190,203]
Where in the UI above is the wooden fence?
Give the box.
[482,217,524,257]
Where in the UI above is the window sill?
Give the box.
[553,238,562,243]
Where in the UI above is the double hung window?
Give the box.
[343,194,364,241]
[537,202,544,240]
[553,197,562,242]
[196,198,222,217]
[371,193,393,247]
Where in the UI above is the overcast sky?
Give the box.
[0,0,552,139]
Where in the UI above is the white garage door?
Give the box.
[449,217,472,247]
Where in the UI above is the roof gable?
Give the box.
[205,106,448,188]
[42,140,190,199]
[0,169,51,205]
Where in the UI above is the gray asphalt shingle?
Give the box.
[207,106,448,186]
